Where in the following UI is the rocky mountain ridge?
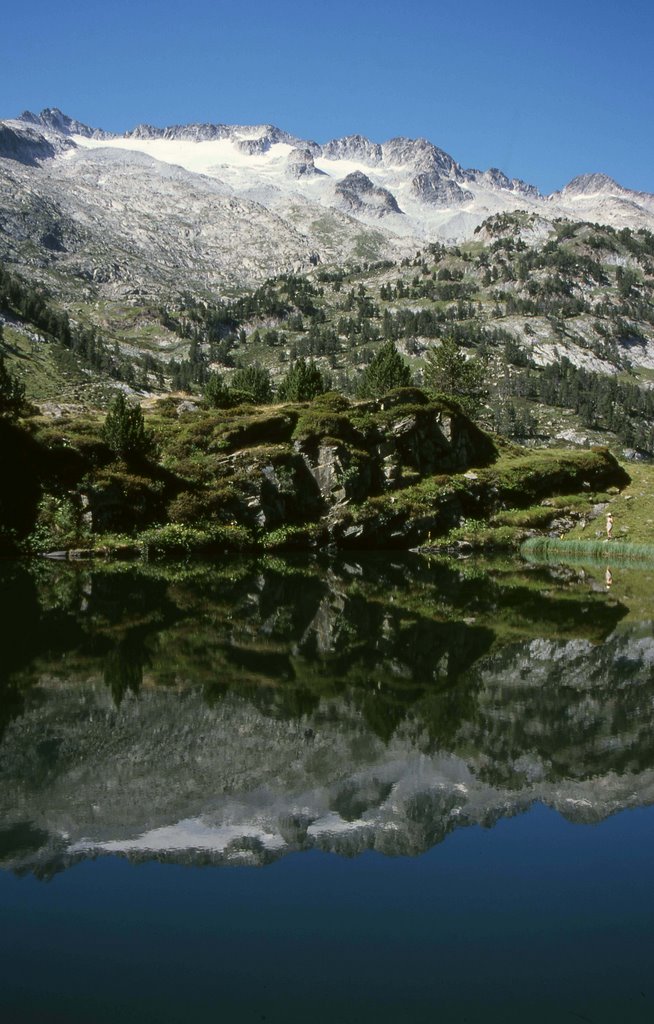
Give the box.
[13,110,536,190]
[1,108,653,301]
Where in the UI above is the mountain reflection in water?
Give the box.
[0,553,652,877]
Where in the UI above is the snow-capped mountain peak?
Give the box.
[1,107,653,294]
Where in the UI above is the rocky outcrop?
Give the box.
[123,121,313,150]
[411,171,473,206]
[235,136,272,156]
[321,134,383,165]
[334,171,402,216]
[375,403,484,474]
[179,395,492,532]
[0,184,88,258]
[151,395,496,542]
[465,166,540,197]
[298,440,378,507]
[559,173,625,197]
[13,386,629,554]
[286,147,324,178]
[226,448,324,528]
[382,136,462,177]
[368,136,477,206]
[552,174,654,216]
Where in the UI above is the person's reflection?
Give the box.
[605,568,613,590]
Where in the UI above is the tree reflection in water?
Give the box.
[0,553,652,875]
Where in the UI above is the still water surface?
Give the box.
[0,553,653,1022]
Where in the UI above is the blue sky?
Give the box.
[3,0,652,194]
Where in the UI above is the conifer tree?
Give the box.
[277,359,327,401]
[229,365,273,405]
[357,342,412,398]
[204,371,230,408]
[423,338,488,417]
[102,393,153,460]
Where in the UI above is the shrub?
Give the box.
[28,494,91,551]
[261,522,326,550]
[167,485,240,524]
[139,521,253,558]
[204,371,231,408]
[310,392,351,412]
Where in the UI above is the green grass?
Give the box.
[521,536,654,566]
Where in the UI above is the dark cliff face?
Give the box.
[411,172,473,206]
[0,124,68,166]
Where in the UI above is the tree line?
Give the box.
[0,261,165,384]
[520,357,654,453]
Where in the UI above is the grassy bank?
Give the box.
[521,536,654,567]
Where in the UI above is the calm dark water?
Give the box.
[0,553,653,1023]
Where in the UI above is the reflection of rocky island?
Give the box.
[1,555,653,876]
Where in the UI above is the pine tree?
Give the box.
[423,338,488,418]
[357,342,412,399]
[229,365,273,405]
[278,359,328,401]
[204,371,230,408]
[102,393,153,460]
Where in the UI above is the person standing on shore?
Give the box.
[606,512,613,540]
